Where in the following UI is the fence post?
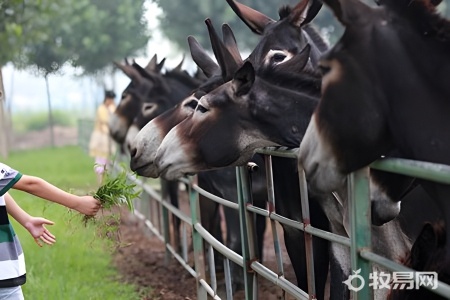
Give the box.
[298,168,317,299]
[348,168,372,300]
[264,155,286,285]
[236,166,255,299]
[188,175,207,299]
[160,179,172,265]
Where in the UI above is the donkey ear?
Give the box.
[157,58,166,72]
[322,0,373,26]
[205,18,240,81]
[187,35,220,78]
[293,44,311,70]
[289,0,312,27]
[172,54,185,72]
[275,44,311,73]
[145,54,158,72]
[225,0,274,35]
[233,61,255,97]
[301,0,323,26]
[114,61,143,84]
[221,24,243,65]
[134,63,158,83]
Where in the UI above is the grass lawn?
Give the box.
[3,146,143,300]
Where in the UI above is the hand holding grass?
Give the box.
[83,169,140,223]
[74,195,101,216]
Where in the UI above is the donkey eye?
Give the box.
[318,63,331,75]
[196,104,208,113]
[185,100,198,109]
[272,53,287,63]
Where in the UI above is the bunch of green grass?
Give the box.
[83,167,141,227]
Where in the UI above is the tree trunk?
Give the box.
[0,68,9,158]
[45,74,55,148]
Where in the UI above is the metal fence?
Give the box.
[77,119,450,300]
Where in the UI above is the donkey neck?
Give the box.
[246,71,321,148]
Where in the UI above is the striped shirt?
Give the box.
[0,163,26,288]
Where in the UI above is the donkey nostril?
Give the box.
[129,146,137,158]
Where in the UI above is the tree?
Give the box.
[1,0,149,148]
[0,71,8,158]
[0,0,45,156]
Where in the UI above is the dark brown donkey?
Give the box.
[298,0,450,252]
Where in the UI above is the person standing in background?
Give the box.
[89,90,117,185]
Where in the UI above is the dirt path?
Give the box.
[112,201,298,300]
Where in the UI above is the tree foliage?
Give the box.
[152,0,307,52]
[1,0,150,75]
[66,0,150,74]
[0,0,51,65]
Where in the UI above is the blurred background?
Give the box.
[0,0,449,156]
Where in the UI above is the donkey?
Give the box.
[298,0,450,255]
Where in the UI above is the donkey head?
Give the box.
[226,0,326,69]
[110,60,162,144]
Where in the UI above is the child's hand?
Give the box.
[74,195,101,216]
[24,217,56,247]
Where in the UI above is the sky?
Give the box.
[2,2,196,116]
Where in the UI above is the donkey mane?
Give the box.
[163,70,203,89]
[386,0,450,45]
[278,5,293,20]
[196,75,224,94]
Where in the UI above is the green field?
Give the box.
[3,146,144,300]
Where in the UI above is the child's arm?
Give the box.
[4,192,56,247]
[12,175,101,216]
